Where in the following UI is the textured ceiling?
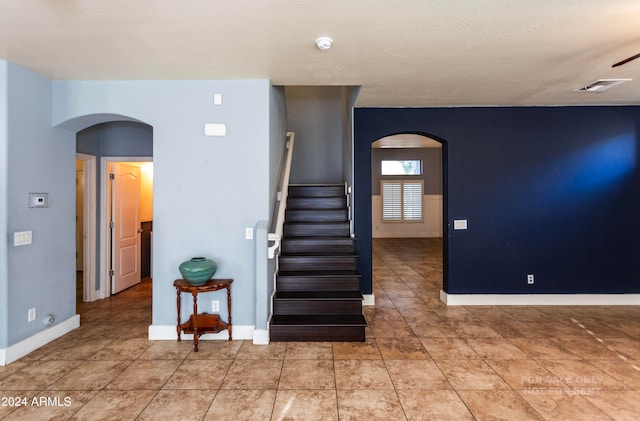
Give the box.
[1,0,640,106]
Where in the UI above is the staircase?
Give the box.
[269,184,366,342]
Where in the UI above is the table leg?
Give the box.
[227,285,232,341]
[176,288,182,342]
[192,292,199,352]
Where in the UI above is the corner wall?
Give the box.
[0,61,9,348]
[4,62,76,347]
[53,79,273,333]
[286,86,344,184]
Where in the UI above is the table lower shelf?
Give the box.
[178,313,230,351]
[179,313,229,336]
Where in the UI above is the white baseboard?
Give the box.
[440,290,640,306]
[252,329,270,345]
[362,294,375,306]
[148,324,254,341]
[0,315,80,366]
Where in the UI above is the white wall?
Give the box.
[52,79,274,331]
[372,194,443,238]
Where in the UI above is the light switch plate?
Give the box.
[453,219,468,230]
[14,231,32,246]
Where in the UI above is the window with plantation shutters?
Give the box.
[382,181,423,222]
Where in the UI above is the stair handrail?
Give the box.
[268,132,295,259]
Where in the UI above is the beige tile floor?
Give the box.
[2,238,640,420]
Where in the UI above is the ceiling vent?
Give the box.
[575,79,632,92]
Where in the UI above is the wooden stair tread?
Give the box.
[284,220,349,222]
[283,235,355,238]
[278,270,360,277]
[275,291,363,300]
[281,252,355,256]
[289,183,344,186]
[280,250,358,254]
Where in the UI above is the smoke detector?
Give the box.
[315,36,333,51]
[575,79,631,92]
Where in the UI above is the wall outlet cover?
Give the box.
[28,307,36,322]
[28,193,49,208]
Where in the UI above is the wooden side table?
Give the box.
[173,278,233,352]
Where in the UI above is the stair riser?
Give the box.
[276,276,361,292]
[273,300,363,316]
[285,209,348,222]
[287,197,346,209]
[270,325,365,342]
[289,185,345,198]
[279,259,357,272]
[282,240,354,254]
[284,224,350,237]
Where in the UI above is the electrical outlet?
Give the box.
[527,274,535,285]
[245,227,253,240]
[28,307,36,322]
[211,300,219,313]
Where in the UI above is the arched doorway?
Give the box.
[371,134,443,239]
[76,120,153,300]
[353,128,449,301]
[369,133,445,306]
[56,114,154,304]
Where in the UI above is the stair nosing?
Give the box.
[278,270,360,276]
[275,291,363,299]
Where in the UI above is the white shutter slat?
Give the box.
[383,182,402,221]
[403,182,422,221]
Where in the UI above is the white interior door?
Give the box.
[76,167,84,271]
[111,163,142,294]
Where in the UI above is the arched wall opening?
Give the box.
[354,127,449,298]
[371,134,443,239]
[58,113,154,304]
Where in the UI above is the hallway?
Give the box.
[1,239,640,419]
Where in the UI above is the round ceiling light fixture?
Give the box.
[315,36,333,51]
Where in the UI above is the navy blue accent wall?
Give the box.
[355,107,640,294]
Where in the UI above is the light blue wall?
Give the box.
[0,61,8,347]
[256,85,288,331]
[269,86,288,219]
[341,86,360,188]
[286,86,344,184]
[4,62,76,346]
[77,122,153,157]
[53,79,273,329]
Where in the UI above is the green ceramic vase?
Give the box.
[179,257,217,285]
